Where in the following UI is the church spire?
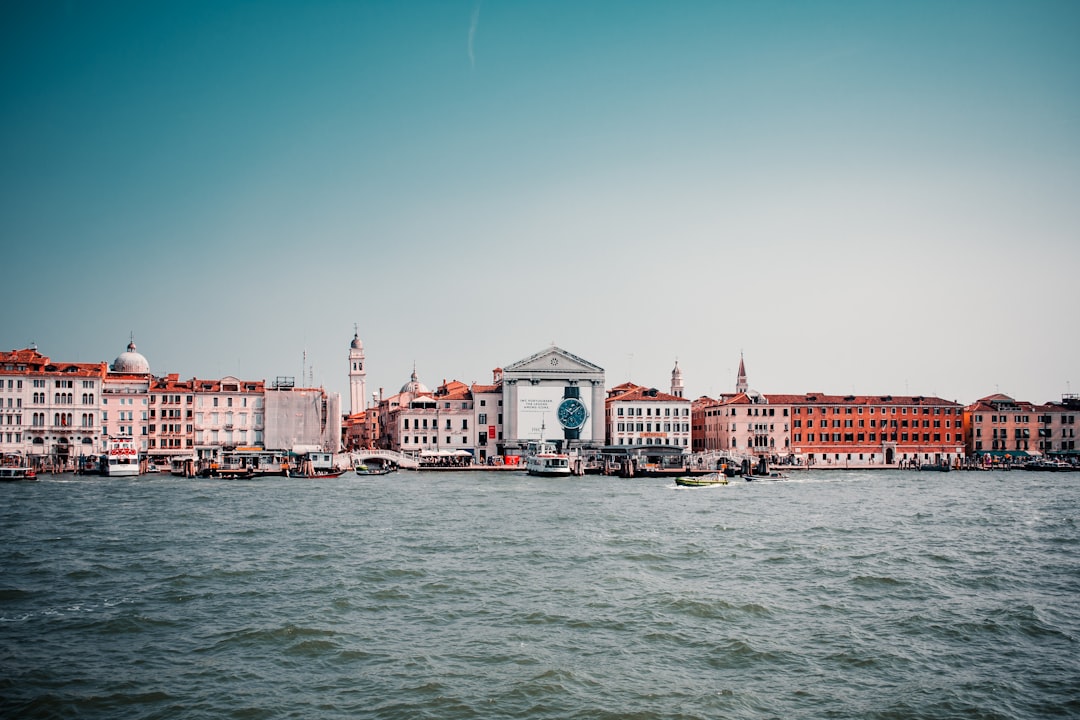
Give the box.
[736,352,748,394]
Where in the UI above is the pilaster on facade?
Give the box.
[499,346,605,452]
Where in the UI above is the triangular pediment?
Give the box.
[503,346,604,375]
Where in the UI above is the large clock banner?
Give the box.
[516,385,593,441]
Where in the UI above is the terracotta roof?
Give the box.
[192,378,265,392]
[0,348,107,377]
[434,380,471,400]
[608,386,687,404]
[703,392,962,408]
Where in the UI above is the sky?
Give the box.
[2,0,1078,409]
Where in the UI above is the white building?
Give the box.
[605,382,692,448]
[500,346,605,452]
[1,346,107,469]
[193,376,266,451]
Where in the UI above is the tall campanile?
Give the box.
[670,360,684,398]
[348,326,366,415]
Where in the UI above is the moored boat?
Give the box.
[1021,459,1076,472]
[170,455,196,477]
[523,439,572,477]
[295,468,347,479]
[0,453,36,481]
[101,436,140,477]
[355,462,397,476]
[526,452,571,477]
[741,471,788,481]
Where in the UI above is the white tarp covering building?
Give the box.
[264,387,342,452]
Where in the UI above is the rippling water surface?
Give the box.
[2,470,1078,719]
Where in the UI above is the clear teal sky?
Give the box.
[3,1,1078,406]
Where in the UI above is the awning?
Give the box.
[976,450,1031,458]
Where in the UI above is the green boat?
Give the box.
[675,473,729,487]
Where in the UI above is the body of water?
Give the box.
[1,469,1078,719]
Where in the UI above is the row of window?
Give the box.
[794,418,953,429]
[616,407,690,417]
[33,393,98,405]
[26,412,96,427]
[403,418,469,430]
[150,424,191,434]
[792,432,957,443]
[793,406,956,415]
[615,423,690,432]
[149,439,192,448]
[401,436,469,445]
[613,437,689,446]
[974,414,1077,424]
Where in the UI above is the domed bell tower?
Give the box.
[349,326,366,415]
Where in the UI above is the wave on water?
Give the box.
[2,469,1078,720]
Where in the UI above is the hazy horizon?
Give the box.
[3,1,1077,407]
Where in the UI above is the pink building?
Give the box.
[964,393,1079,463]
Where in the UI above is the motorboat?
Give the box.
[355,462,397,476]
[675,473,728,487]
[741,470,788,481]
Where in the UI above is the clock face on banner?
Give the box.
[557,397,588,430]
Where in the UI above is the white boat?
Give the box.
[0,453,36,481]
[524,441,572,477]
[526,452,571,476]
[101,437,140,477]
